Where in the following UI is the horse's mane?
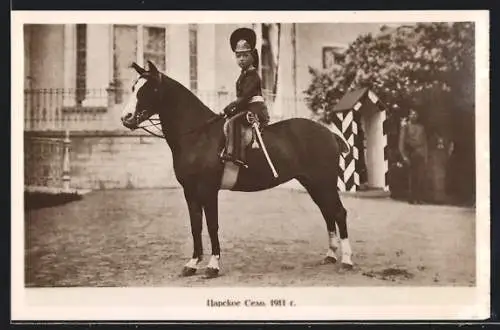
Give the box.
[161,73,218,117]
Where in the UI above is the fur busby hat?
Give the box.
[230,27,257,53]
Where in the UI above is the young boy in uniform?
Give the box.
[221,27,270,167]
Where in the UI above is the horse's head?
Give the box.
[121,60,164,130]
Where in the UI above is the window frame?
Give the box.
[111,24,168,103]
[113,24,168,71]
[75,24,87,105]
[140,24,168,72]
[188,24,198,92]
[322,44,347,70]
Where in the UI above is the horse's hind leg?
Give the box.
[299,179,353,269]
[329,190,353,269]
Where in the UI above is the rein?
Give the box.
[137,113,226,139]
[137,117,164,138]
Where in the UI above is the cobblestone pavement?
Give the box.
[24,187,476,287]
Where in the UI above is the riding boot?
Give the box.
[218,129,228,159]
[224,119,235,160]
[239,124,247,164]
[232,121,248,168]
[233,122,241,161]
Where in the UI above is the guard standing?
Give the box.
[398,109,428,204]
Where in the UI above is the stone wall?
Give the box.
[24,136,64,188]
[25,131,179,190]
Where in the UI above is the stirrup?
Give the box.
[220,151,246,168]
[233,159,248,168]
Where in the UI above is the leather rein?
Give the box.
[137,113,227,139]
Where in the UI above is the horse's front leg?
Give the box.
[181,188,204,277]
[202,190,221,279]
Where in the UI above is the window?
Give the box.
[322,46,345,70]
[76,24,87,105]
[112,25,167,103]
[188,24,198,92]
[143,26,166,72]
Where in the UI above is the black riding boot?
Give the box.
[232,122,248,168]
[220,116,247,168]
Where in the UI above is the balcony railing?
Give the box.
[24,88,110,131]
[23,88,307,132]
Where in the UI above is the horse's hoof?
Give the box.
[204,267,219,279]
[321,256,337,265]
[181,266,197,277]
[341,262,354,270]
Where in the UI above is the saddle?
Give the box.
[219,112,278,188]
[220,112,260,166]
[224,112,260,146]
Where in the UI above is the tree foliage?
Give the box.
[304,22,475,202]
[304,22,475,142]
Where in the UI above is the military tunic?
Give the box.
[222,66,270,164]
[230,66,269,125]
[399,122,428,203]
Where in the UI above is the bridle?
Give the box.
[130,75,227,139]
[137,115,164,138]
[137,113,227,139]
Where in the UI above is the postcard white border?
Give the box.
[11,10,490,321]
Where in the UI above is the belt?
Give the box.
[248,95,265,103]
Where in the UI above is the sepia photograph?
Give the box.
[12,10,489,321]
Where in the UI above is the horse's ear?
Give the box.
[147,60,159,73]
[130,62,146,75]
[147,60,162,81]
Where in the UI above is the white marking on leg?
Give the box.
[185,258,201,269]
[326,248,337,260]
[340,238,353,265]
[207,255,220,270]
[326,231,339,260]
[328,231,340,252]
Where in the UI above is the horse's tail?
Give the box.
[334,133,351,155]
[321,122,350,155]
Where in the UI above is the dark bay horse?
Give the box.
[121,61,354,278]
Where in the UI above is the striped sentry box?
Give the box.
[331,89,388,192]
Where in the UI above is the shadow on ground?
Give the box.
[24,192,83,211]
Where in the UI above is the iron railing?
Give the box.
[24,88,110,131]
[23,88,307,131]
